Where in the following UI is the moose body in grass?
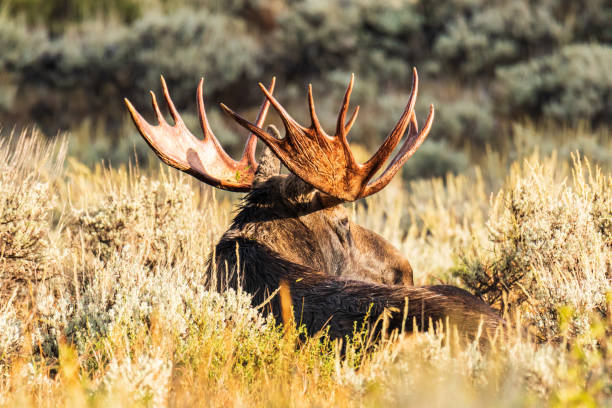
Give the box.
[125,69,502,344]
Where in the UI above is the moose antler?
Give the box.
[124,76,276,191]
[221,68,434,201]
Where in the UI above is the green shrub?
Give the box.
[0,14,45,71]
[401,139,469,180]
[454,153,611,340]
[67,170,207,269]
[431,97,495,146]
[0,14,44,112]
[272,1,423,85]
[2,0,612,163]
[433,0,568,76]
[272,1,361,78]
[556,0,612,43]
[10,9,261,134]
[416,0,486,42]
[510,121,612,171]
[131,10,261,103]
[495,44,612,125]
[2,0,142,29]
[0,131,65,300]
[355,1,423,81]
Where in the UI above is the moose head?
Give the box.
[125,69,502,344]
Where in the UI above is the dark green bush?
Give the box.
[272,1,361,78]
[428,97,495,146]
[354,2,423,81]
[10,9,261,134]
[0,15,45,112]
[272,1,423,85]
[1,0,141,31]
[2,0,612,167]
[495,44,612,125]
[416,0,486,41]
[554,0,612,43]
[433,0,568,76]
[401,139,469,180]
[0,15,45,71]
[131,10,261,102]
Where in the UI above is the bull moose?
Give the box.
[125,69,502,343]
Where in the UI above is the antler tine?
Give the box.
[258,82,306,134]
[362,67,419,180]
[243,77,276,166]
[126,95,181,169]
[410,109,419,133]
[363,105,434,197]
[219,103,279,149]
[344,105,360,135]
[308,81,359,136]
[149,91,166,125]
[336,73,354,137]
[220,80,314,153]
[197,77,215,141]
[308,84,324,134]
[196,77,236,166]
[160,75,185,126]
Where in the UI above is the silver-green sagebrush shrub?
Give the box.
[0,296,23,365]
[68,171,207,269]
[433,0,568,76]
[9,8,261,133]
[401,140,469,180]
[64,254,270,355]
[495,44,612,125]
[3,0,612,145]
[455,153,611,340]
[0,14,45,72]
[17,228,279,372]
[102,349,173,407]
[432,97,495,146]
[0,133,65,301]
[509,121,612,172]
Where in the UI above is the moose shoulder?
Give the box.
[125,69,503,343]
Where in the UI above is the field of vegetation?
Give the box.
[0,0,611,406]
[1,123,610,407]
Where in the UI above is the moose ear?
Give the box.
[254,125,282,183]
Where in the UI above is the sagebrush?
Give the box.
[0,126,610,406]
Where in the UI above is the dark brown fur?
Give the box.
[208,157,502,344]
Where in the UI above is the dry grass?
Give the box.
[0,125,611,407]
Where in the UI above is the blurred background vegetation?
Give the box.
[0,0,610,177]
